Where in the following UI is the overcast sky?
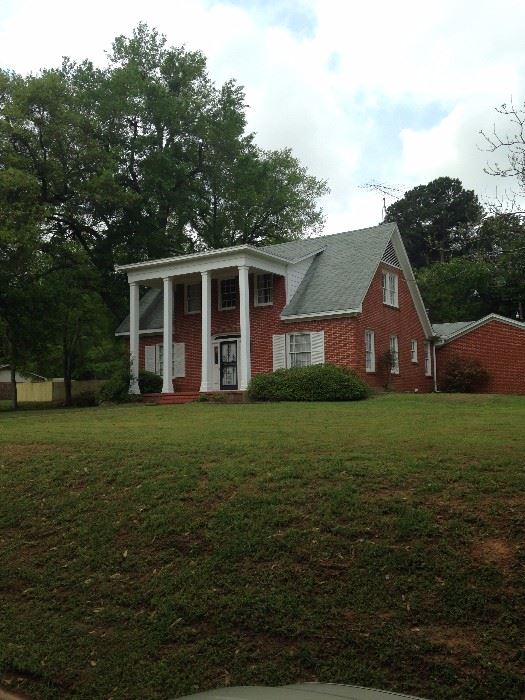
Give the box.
[1,0,524,233]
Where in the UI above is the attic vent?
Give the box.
[381,239,401,268]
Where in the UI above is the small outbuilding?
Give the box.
[434,314,525,395]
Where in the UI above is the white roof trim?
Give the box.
[281,307,361,322]
[115,245,290,273]
[436,313,525,345]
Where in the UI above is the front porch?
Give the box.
[115,245,289,396]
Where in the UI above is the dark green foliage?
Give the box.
[416,258,496,323]
[97,366,133,403]
[248,363,369,402]
[385,176,483,268]
[440,353,490,392]
[138,370,162,394]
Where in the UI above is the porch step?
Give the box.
[143,392,200,405]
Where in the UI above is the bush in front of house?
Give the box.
[138,370,162,394]
[248,363,369,402]
[96,362,136,403]
[440,353,489,393]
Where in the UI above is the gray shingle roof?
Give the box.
[115,287,162,335]
[265,224,395,317]
[432,321,474,339]
[116,223,397,332]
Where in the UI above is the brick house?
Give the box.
[433,314,525,395]
[115,223,436,398]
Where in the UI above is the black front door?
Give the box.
[220,341,238,390]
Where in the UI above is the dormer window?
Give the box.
[382,271,399,307]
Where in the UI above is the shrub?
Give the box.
[440,353,489,393]
[248,363,369,402]
[138,370,162,394]
[97,366,133,403]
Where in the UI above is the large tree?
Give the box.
[0,24,328,320]
[384,176,483,268]
[0,169,51,408]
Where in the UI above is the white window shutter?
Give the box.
[311,331,325,365]
[173,342,185,378]
[272,334,286,370]
[145,345,156,373]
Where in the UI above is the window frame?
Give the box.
[219,277,237,311]
[410,339,418,364]
[382,271,399,308]
[424,341,432,376]
[288,332,312,368]
[185,282,202,315]
[254,273,274,307]
[365,330,375,373]
[390,335,400,374]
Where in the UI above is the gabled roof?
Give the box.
[433,314,525,344]
[265,224,396,318]
[115,222,433,336]
[115,288,163,335]
[432,321,474,340]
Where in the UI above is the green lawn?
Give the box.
[0,395,524,700]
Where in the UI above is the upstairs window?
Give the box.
[219,278,237,310]
[365,330,375,372]
[254,273,274,306]
[411,339,418,363]
[288,333,311,367]
[382,271,399,307]
[390,335,400,374]
[185,283,201,314]
[425,341,432,376]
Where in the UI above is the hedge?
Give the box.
[248,363,369,402]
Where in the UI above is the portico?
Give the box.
[116,246,289,395]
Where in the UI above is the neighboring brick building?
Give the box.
[115,223,436,397]
[434,315,525,395]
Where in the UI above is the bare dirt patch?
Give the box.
[416,625,480,654]
[472,537,515,569]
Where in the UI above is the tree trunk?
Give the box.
[63,347,73,407]
[10,364,18,410]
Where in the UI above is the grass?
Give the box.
[0,394,524,700]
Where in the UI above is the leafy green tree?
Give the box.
[416,258,495,323]
[385,176,483,268]
[0,169,51,408]
[476,213,525,320]
[0,25,328,320]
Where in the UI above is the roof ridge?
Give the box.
[262,223,394,251]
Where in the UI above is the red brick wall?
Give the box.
[131,265,433,393]
[435,320,525,394]
[353,264,434,392]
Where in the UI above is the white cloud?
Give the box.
[1,0,525,230]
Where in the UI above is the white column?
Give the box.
[238,265,251,390]
[129,282,140,394]
[162,276,174,394]
[200,271,212,392]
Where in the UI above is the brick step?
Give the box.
[143,392,200,405]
